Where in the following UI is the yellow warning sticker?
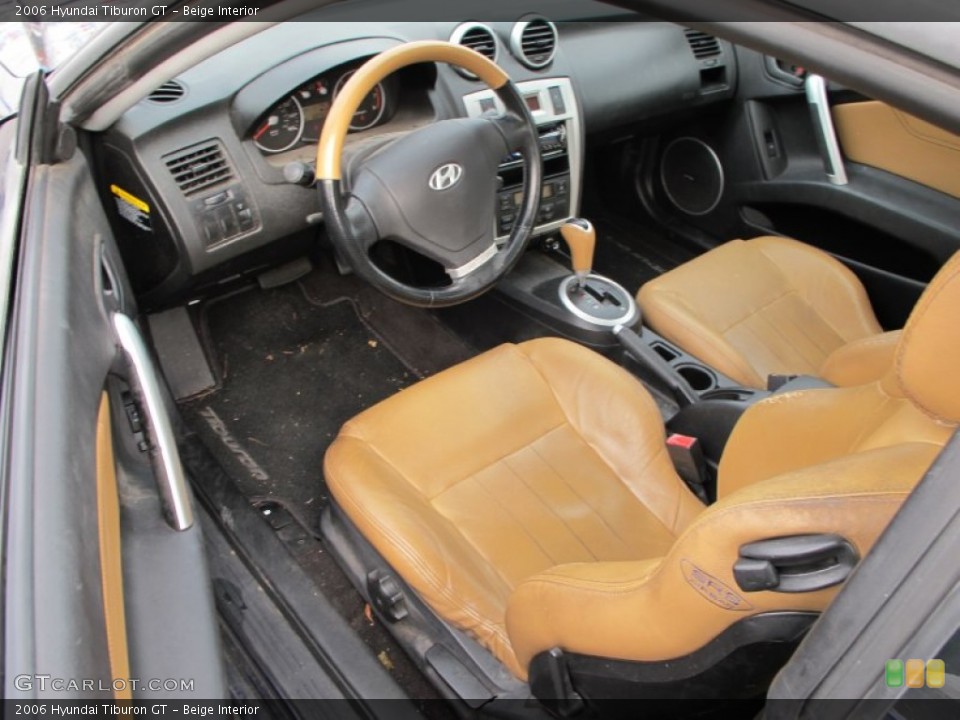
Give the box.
[110,184,151,232]
[110,184,150,212]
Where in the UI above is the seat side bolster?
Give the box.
[820,330,902,387]
[324,434,523,676]
[637,285,764,389]
[506,442,939,675]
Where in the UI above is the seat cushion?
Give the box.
[637,236,883,388]
[324,338,704,677]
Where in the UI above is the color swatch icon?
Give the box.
[886,660,904,687]
[885,658,946,688]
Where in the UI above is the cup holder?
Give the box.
[676,364,716,393]
[701,388,760,402]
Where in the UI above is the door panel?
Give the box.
[2,80,223,698]
[637,47,960,330]
[833,100,960,199]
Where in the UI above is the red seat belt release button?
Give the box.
[666,433,708,500]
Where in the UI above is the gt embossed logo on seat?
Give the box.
[681,560,753,611]
[428,163,463,191]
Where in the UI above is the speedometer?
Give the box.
[333,70,387,132]
[252,95,305,154]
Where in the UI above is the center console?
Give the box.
[462,77,582,240]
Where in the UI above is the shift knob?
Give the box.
[560,218,596,285]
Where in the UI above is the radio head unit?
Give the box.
[463,77,583,241]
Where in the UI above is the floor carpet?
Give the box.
[181,271,479,707]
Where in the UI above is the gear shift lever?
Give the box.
[554,216,638,330]
[560,218,596,289]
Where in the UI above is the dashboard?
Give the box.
[95,11,737,308]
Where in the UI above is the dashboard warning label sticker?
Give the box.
[110,184,152,232]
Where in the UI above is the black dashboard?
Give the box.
[94,13,737,308]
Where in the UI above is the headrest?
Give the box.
[896,251,960,424]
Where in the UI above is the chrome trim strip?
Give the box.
[805,74,849,186]
[558,274,638,328]
[113,313,194,531]
[446,242,498,279]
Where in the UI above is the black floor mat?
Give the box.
[298,258,476,379]
[181,272,477,705]
[185,283,415,532]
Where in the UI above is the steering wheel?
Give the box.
[315,41,542,308]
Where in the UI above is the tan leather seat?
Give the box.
[636,235,900,389]
[324,251,960,683]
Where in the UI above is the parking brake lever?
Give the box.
[614,324,700,408]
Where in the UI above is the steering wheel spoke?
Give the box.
[315,41,542,308]
[445,239,500,281]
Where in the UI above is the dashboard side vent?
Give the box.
[450,23,499,79]
[512,18,558,69]
[164,141,233,196]
[148,80,186,104]
[685,29,721,59]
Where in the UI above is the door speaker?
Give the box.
[660,137,724,216]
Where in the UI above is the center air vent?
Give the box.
[450,23,499,79]
[511,18,558,69]
[164,140,233,196]
[685,29,721,59]
[148,80,186,104]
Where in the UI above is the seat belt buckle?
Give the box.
[666,433,710,503]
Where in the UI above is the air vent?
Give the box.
[511,18,557,69]
[450,23,499,79]
[685,29,721,59]
[147,80,186,104]
[164,141,233,196]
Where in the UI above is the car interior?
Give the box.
[15,2,960,715]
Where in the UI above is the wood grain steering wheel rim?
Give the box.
[315,41,543,308]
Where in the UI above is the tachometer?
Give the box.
[252,95,305,154]
[333,70,386,132]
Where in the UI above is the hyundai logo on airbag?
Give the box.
[428,163,463,191]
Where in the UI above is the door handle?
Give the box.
[113,312,194,531]
[734,534,859,593]
[805,74,849,186]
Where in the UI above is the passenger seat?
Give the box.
[636,235,901,389]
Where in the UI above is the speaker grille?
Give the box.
[660,138,724,216]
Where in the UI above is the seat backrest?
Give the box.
[893,250,960,426]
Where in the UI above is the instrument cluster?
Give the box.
[250,61,395,155]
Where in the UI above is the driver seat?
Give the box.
[324,252,960,694]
